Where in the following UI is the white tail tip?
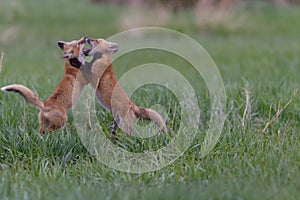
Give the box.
[1,86,8,91]
[1,84,23,92]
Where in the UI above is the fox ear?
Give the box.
[77,37,86,45]
[57,41,65,50]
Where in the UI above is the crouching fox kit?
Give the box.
[82,37,167,135]
[1,37,88,136]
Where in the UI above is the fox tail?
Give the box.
[133,105,167,133]
[1,84,45,111]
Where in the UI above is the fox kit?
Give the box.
[82,37,167,135]
[1,37,88,136]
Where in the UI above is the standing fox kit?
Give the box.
[82,38,167,135]
[1,37,88,136]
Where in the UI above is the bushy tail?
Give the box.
[1,84,44,111]
[133,105,167,132]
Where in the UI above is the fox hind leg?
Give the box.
[110,120,119,143]
[110,120,118,135]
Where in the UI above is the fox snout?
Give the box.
[109,43,119,53]
[62,52,72,59]
[81,37,119,56]
[82,37,94,56]
[82,48,90,56]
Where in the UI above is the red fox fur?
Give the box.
[81,37,167,135]
[1,37,88,136]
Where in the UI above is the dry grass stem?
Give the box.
[241,87,250,129]
[0,52,4,73]
[261,89,298,136]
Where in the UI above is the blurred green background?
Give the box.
[0,0,300,199]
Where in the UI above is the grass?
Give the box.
[1,0,300,199]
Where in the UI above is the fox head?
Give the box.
[57,37,86,67]
[83,38,119,56]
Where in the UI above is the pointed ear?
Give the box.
[57,41,65,50]
[77,37,86,45]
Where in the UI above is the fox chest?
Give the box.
[94,76,117,111]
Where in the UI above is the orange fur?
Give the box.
[1,37,88,136]
[82,38,167,135]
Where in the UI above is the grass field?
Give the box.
[1,0,300,199]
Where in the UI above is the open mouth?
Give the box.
[82,48,91,56]
[62,55,69,59]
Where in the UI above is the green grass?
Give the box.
[1,0,300,199]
